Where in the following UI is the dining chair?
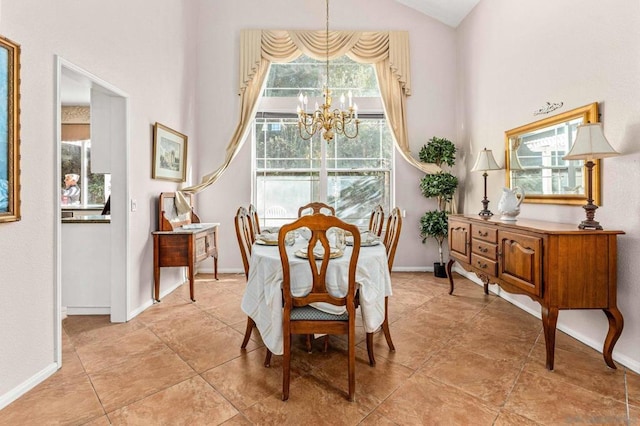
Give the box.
[297,201,335,217]
[368,204,384,237]
[234,206,272,366]
[278,213,361,401]
[365,206,402,366]
[248,203,261,236]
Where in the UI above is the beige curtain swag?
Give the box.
[175,29,440,214]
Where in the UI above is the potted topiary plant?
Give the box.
[419,137,458,278]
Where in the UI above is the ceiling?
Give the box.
[394,0,480,27]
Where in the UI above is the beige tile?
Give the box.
[523,341,627,402]
[493,410,541,425]
[136,298,204,326]
[168,325,262,373]
[75,327,168,374]
[420,346,522,406]
[504,371,627,424]
[146,308,227,346]
[358,411,398,425]
[627,367,640,408]
[452,325,536,364]
[243,374,371,425]
[0,371,104,425]
[107,376,238,424]
[374,375,498,425]
[89,346,196,412]
[63,315,147,348]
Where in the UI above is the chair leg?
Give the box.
[348,326,356,402]
[366,332,375,366]
[241,317,255,349]
[264,349,272,368]
[306,334,313,353]
[382,297,395,351]
[282,333,291,401]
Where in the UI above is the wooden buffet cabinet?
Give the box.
[446,214,624,370]
[152,192,218,302]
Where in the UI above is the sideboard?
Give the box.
[152,192,219,302]
[446,214,624,371]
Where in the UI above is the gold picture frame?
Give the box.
[152,122,187,182]
[0,36,21,223]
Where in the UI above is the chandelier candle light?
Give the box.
[562,122,619,230]
[296,0,359,142]
[471,148,503,217]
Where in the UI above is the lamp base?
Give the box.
[478,210,494,217]
[478,197,493,217]
[578,220,603,230]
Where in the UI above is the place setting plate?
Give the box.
[294,247,343,259]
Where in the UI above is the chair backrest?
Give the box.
[383,207,402,272]
[234,206,253,278]
[278,214,361,311]
[297,202,336,217]
[248,204,261,235]
[368,204,384,237]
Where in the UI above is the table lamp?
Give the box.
[562,122,619,230]
[471,148,502,217]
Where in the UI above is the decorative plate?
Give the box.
[294,248,343,259]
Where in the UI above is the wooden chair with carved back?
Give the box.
[297,201,335,217]
[248,204,260,238]
[278,213,361,401]
[234,206,271,366]
[365,206,402,366]
[368,204,385,237]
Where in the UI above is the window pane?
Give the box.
[255,118,321,169]
[328,171,390,227]
[265,56,380,98]
[256,172,320,227]
[327,119,393,169]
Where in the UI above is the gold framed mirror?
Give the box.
[505,102,600,205]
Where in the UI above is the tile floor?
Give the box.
[1,272,638,425]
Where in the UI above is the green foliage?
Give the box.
[419,136,458,264]
[418,137,456,167]
[420,172,458,204]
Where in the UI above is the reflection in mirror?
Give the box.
[505,102,600,205]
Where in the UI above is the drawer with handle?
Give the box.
[472,224,498,243]
[470,253,498,276]
[472,240,498,260]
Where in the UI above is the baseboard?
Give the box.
[454,266,640,374]
[65,307,110,315]
[0,362,58,410]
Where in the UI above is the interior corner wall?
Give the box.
[0,0,196,404]
[456,0,640,372]
[191,0,459,274]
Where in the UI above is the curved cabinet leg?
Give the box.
[602,307,624,369]
[446,259,455,295]
[541,306,559,370]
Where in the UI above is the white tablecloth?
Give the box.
[241,238,392,355]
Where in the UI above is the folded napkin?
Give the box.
[257,232,278,243]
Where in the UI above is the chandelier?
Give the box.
[296,0,359,142]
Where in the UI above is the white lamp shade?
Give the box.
[563,123,619,160]
[471,148,502,172]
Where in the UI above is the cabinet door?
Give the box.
[449,220,471,263]
[195,233,208,262]
[498,230,542,297]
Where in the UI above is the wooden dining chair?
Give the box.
[297,201,335,217]
[278,213,361,401]
[235,206,272,366]
[368,204,385,237]
[248,203,261,237]
[365,206,402,366]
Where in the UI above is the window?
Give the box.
[61,140,111,207]
[253,56,393,227]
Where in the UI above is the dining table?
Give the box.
[240,232,393,355]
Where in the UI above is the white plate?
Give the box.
[295,248,343,259]
[255,239,278,246]
[346,239,380,247]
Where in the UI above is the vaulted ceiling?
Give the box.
[394,0,480,27]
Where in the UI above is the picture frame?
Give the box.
[152,122,187,182]
[0,36,21,223]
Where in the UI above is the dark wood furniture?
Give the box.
[446,214,624,371]
[152,192,218,302]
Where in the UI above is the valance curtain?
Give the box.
[176,29,440,213]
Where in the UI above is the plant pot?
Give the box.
[433,262,447,278]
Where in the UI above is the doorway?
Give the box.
[54,57,130,366]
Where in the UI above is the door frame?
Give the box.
[54,56,130,366]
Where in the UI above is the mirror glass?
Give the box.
[505,102,600,205]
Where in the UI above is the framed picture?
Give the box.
[0,36,21,223]
[152,122,187,182]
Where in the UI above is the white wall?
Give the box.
[0,0,196,402]
[457,0,640,371]
[191,0,458,273]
